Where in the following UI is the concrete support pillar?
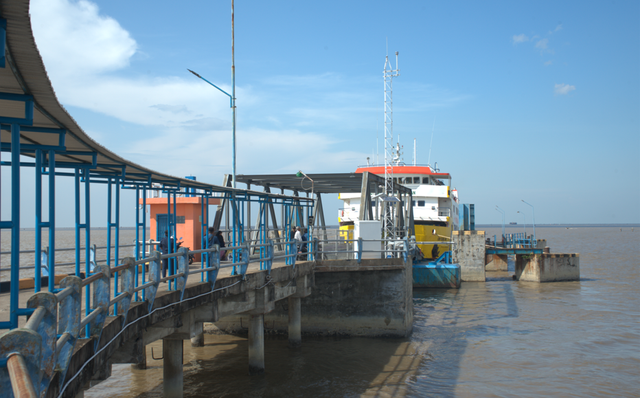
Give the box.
[452,231,486,281]
[191,331,204,347]
[288,296,301,348]
[132,347,147,370]
[163,339,183,398]
[248,314,265,375]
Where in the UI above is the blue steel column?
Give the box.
[201,192,206,282]
[34,149,42,292]
[107,178,112,268]
[115,177,120,268]
[171,191,177,290]
[9,123,20,328]
[166,190,171,289]
[142,186,147,300]
[84,168,91,335]
[114,177,121,304]
[134,185,141,300]
[107,178,116,313]
[47,150,56,292]
[74,169,81,276]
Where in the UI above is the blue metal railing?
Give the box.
[490,233,537,249]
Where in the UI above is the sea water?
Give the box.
[5,226,640,397]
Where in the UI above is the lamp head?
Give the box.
[296,171,303,177]
[187,69,201,78]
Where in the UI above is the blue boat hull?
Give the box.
[413,263,461,288]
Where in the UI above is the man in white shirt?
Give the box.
[294,227,303,259]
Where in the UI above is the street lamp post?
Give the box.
[522,200,536,242]
[517,211,526,236]
[495,206,505,238]
[296,170,314,233]
[188,69,236,188]
[187,1,236,188]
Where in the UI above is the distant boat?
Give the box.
[509,222,517,225]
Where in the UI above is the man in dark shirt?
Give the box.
[159,231,170,278]
[216,230,227,260]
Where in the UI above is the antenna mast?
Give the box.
[383,50,400,242]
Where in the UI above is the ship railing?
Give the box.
[311,237,412,263]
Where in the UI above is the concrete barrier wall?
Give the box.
[453,231,486,281]
[515,254,580,282]
[213,259,414,337]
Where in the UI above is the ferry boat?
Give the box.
[338,150,459,259]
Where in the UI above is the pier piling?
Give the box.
[248,314,265,375]
[288,297,302,348]
[162,339,184,398]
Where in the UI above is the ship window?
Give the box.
[418,200,425,206]
[371,200,375,207]
[413,177,420,183]
[412,201,416,206]
[423,177,430,183]
[393,178,398,184]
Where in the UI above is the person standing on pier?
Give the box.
[160,231,170,278]
[295,227,303,259]
[290,226,296,241]
[207,227,216,264]
[216,230,227,261]
[302,228,309,254]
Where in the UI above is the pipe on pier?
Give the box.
[7,353,37,398]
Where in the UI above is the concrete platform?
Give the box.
[515,253,580,282]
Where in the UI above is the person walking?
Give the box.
[216,230,227,261]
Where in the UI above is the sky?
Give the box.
[10,0,640,226]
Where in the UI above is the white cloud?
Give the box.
[30,0,255,129]
[554,83,576,95]
[535,38,549,50]
[544,60,553,66]
[124,126,368,178]
[30,0,136,79]
[512,34,529,44]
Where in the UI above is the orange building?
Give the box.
[140,197,221,261]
